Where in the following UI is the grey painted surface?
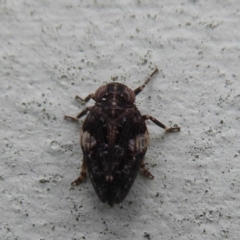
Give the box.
[1,1,240,239]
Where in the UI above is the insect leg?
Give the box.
[64,106,92,122]
[143,115,180,132]
[140,160,154,179]
[75,94,94,103]
[134,68,159,95]
[71,158,87,185]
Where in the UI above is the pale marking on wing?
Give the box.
[106,175,114,181]
[81,130,97,150]
[135,131,149,153]
[128,139,135,151]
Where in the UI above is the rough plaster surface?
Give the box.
[1,1,240,239]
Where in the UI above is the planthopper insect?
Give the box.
[64,68,180,206]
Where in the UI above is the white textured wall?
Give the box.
[1,1,240,239]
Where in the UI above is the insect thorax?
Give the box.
[94,82,136,105]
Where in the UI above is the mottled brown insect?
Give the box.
[64,68,180,206]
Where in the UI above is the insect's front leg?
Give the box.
[64,106,93,122]
[134,68,159,95]
[143,115,180,132]
[71,158,87,185]
[75,93,94,103]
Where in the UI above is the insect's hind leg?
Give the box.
[64,106,92,122]
[143,115,180,132]
[71,158,87,185]
[140,160,154,179]
[134,68,159,95]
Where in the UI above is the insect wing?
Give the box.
[109,111,149,204]
[81,109,109,203]
[81,108,149,205]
